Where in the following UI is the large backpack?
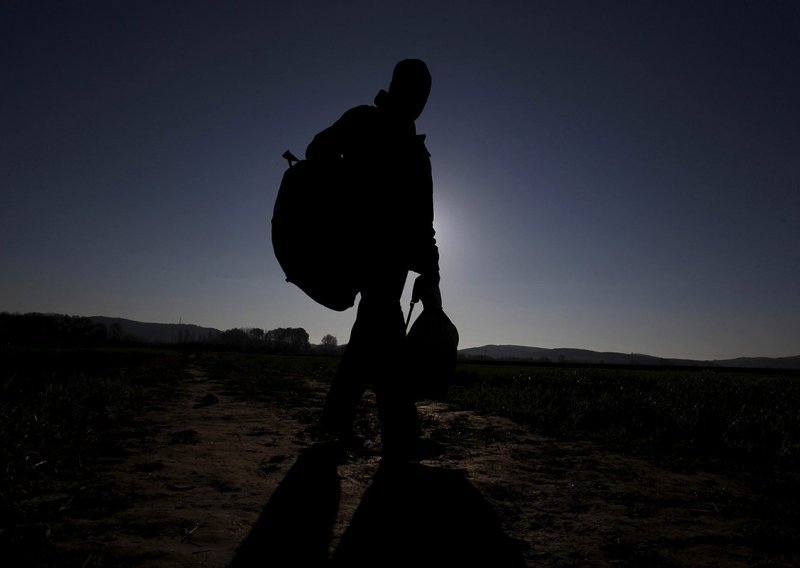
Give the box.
[271,152,359,311]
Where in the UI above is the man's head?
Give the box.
[388,59,431,121]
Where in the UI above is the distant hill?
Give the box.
[713,355,800,370]
[458,345,800,370]
[77,317,800,370]
[89,316,221,344]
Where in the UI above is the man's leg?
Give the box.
[320,267,419,457]
[359,270,420,460]
[319,320,369,443]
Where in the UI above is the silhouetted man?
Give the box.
[307,59,441,463]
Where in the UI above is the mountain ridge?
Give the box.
[458,344,800,370]
[80,317,800,370]
[89,316,221,344]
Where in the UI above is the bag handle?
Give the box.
[404,300,417,333]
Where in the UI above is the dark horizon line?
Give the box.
[3,310,798,366]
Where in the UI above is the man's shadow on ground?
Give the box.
[229,442,525,567]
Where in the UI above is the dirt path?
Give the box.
[65,362,799,567]
[420,403,798,566]
[66,364,309,567]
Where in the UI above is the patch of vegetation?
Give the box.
[0,313,108,348]
[197,351,338,405]
[448,364,800,467]
[0,347,187,538]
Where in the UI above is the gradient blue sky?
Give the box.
[2,1,798,359]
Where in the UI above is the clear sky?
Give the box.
[2,1,798,360]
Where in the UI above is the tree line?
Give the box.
[1,312,107,347]
[0,313,339,355]
[215,327,340,353]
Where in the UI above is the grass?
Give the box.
[196,350,339,403]
[1,346,187,529]
[4,344,797,531]
[448,363,800,467]
[2,346,798,567]
[0,347,338,518]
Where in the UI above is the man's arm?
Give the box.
[408,135,439,279]
[408,135,441,308]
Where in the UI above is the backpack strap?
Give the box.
[282,150,300,168]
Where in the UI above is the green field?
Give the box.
[3,347,799,492]
[1,347,186,510]
[3,348,799,510]
[3,346,800,565]
[450,362,800,466]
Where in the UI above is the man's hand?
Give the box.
[412,273,442,310]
